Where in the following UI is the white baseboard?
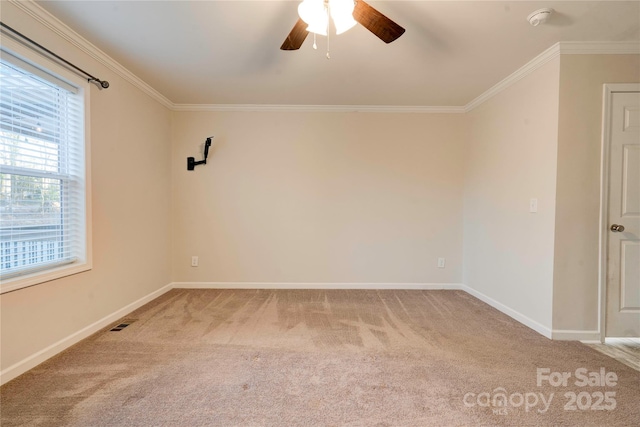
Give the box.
[0,283,173,386]
[554,330,602,341]
[460,285,553,339]
[171,282,465,290]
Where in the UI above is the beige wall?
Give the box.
[553,55,640,332]
[1,0,637,382]
[0,3,173,371]
[172,112,466,284]
[463,58,561,332]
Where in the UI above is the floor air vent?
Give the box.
[110,319,136,332]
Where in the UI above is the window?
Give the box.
[0,48,90,293]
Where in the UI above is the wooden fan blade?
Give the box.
[281,18,309,50]
[353,0,405,44]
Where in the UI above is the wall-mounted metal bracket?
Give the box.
[187,136,213,171]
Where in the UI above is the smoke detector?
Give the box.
[527,8,553,26]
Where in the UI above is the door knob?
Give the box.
[610,224,625,232]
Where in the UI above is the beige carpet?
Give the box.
[1,289,638,426]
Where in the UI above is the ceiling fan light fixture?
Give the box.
[298,0,328,35]
[298,0,356,36]
[331,0,357,34]
[306,17,329,36]
[281,0,405,51]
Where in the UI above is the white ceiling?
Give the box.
[34,1,640,106]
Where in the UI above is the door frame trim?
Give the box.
[599,83,640,342]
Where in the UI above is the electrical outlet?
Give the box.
[437,257,445,268]
[191,256,199,267]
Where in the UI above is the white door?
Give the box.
[605,89,640,337]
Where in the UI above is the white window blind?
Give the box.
[0,51,86,282]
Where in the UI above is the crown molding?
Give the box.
[8,0,174,109]
[464,43,561,113]
[5,2,638,115]
[172,104,466,113]
[559,41,640,55]
[182,41,639,114]
[465,41,640,112]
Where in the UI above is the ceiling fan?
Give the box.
[281,0,405,51]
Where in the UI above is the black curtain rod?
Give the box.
[0,21,109,89]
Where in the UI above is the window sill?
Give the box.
[0,261,92,294]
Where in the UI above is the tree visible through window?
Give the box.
[0,52,87,285]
